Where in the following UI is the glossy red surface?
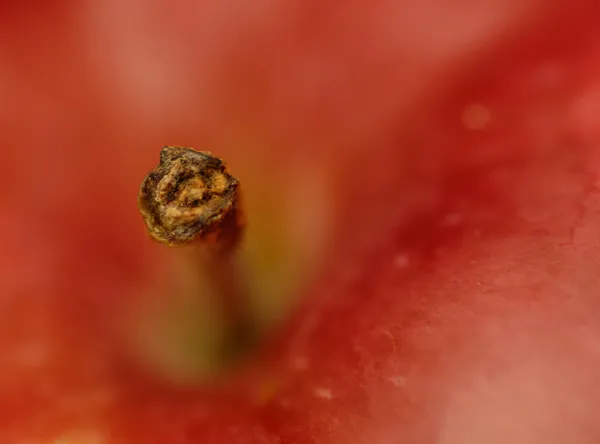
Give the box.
[2,1,600,443]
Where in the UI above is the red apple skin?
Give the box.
[2,1,600,443]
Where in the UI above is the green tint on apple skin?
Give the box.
[132,146,333,384]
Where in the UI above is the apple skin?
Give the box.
[2,1,600,443]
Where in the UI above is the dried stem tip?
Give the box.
[138,146,241,247]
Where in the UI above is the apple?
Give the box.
[2,1,600,443]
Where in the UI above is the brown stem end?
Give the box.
[138,146,241,248]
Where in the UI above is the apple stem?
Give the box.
[137,146,257,376]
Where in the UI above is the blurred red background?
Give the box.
[2,1,600,443]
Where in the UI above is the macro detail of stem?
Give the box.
[137,146,253,380]
[138,146,242,250]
